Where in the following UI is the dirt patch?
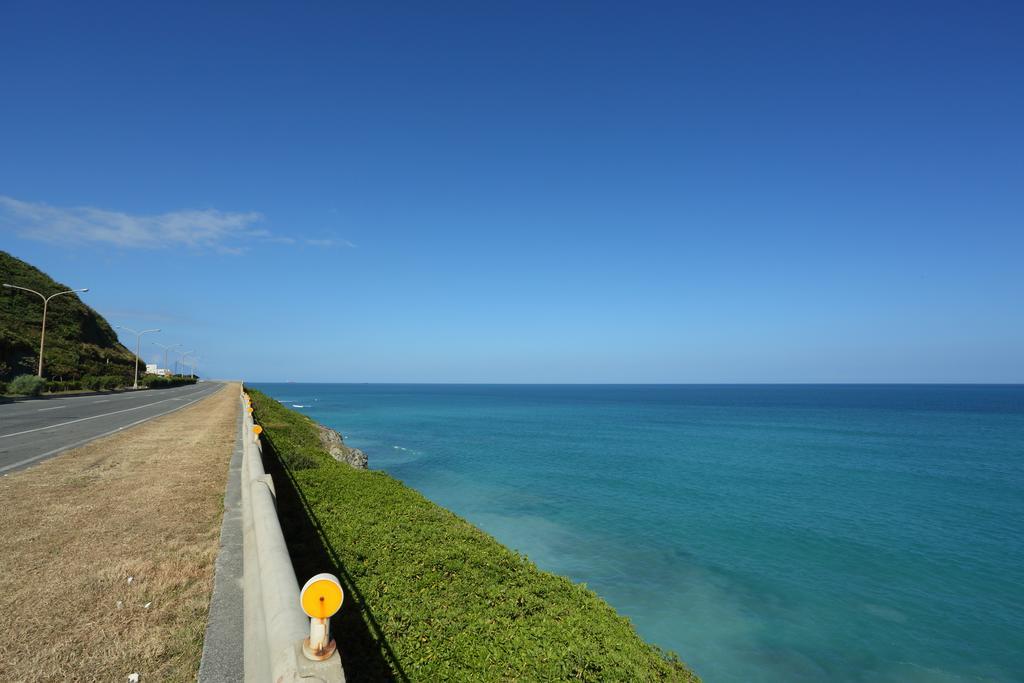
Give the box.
[0,383,239,682]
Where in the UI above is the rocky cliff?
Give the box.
[316,424,368,469]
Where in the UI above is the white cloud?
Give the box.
[0,195,281,252]
[305,238,356,248]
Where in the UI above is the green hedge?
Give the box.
[247,388,699,683]
[80,375,126,391]
[142,374,198,389]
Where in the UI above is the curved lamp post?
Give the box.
[188,355,200,379]
[182,352,199,379]
[2,283,89,377]
[152,341,182,376]
[116,326,161,389]
[175,349,195,377]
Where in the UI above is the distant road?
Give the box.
[0,382,223,474]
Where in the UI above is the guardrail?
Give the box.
[240,389,346,682]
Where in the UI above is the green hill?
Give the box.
[0,250,138,383]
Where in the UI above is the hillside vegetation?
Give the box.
[247,388,700,682]
[0,250,138,382]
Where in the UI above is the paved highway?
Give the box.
[0,382,224,474]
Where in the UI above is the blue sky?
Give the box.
[1,1,1021,382]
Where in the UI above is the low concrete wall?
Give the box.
[240,389,345,683]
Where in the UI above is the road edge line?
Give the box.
[0,385,224,474]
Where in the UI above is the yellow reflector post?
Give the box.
[253,425,263,435]
[301,573,343,619]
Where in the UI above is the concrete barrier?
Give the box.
[240,390,346,682]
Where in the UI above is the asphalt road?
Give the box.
[0,382,223,474]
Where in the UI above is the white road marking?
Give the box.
[0,387,215,440]
[92,400,110,404]
[37,405,68,412]
[0,387,223,474]
[5,386,191,411]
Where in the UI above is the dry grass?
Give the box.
[0,383,239,682]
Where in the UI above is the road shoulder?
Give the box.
[0,382,239,682]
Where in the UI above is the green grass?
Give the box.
[247,388,699,682]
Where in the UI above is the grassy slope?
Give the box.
[248,388,700,682]
[0,250,137,381]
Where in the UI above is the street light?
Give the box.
[152,342,182,376]
[2,283,89,377]
[175,349,195,377]
[182,352,199,379]
[182,356,197,382]
[116,326,161,389]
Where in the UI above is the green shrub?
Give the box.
[246,388,699,682]
[9,374,47,396]
[80,375,101,391]
[0,380,7,395]
[99,375,122,390]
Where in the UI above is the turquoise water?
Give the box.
[253,384,1024,682]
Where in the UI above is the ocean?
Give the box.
[251,383,1024,682]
